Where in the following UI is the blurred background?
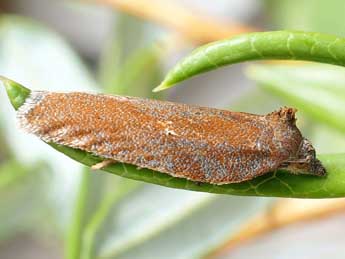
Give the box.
[1,0,345,258]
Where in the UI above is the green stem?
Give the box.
[81,180,140,259]
[65,168,90,259]
[154,31,345,91]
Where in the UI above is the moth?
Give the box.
[17,91,326,184]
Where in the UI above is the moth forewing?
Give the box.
[17,91,326,184]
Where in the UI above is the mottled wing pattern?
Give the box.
[17,91,288,184]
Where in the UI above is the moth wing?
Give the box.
[17,91,289,184]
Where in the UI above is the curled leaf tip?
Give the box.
[0,76,31,110]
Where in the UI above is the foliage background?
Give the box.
[1,1,345,258]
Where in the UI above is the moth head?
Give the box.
[282,138,327,177]
[297,138,326,177]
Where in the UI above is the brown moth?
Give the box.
[17,91,326,184]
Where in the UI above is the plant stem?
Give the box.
[94,0,255,43]
[81,179,140,259]
[65,168,90,259]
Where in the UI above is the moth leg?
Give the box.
[91,160,116,170]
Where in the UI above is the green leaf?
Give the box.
[154,31,345,91]
[265,0,345,36]
[53,144,345,198]
[246,63,345,133]
[2,77,345,198]
[0,76,30,110]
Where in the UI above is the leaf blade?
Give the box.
[155,31,345,91]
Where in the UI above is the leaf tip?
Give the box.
[152,82,169,92]
[0,76,31,110]
[0,75,12,86]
